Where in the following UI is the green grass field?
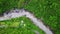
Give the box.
[0,0,60,34]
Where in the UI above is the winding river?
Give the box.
[0,9,53,34]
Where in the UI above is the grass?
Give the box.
[0,16,45,34]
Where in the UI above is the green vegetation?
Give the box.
[0,16,45,34]
[0,0,60,34]
[0,0,18,15]
[23,0,59,34]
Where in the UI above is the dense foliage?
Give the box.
[0,0,19,15]
[0,16,45,34]
[24,0,60,34]
[0,0,60,34]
